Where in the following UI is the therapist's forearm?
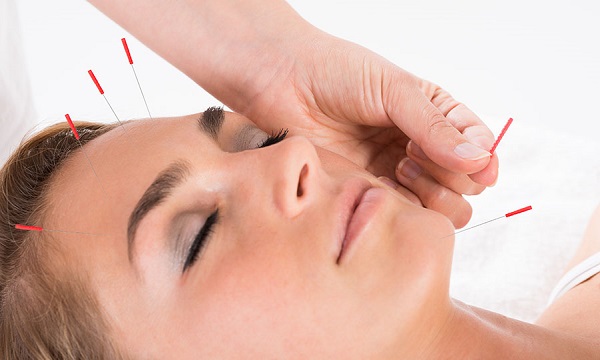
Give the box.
[88,0,317,114]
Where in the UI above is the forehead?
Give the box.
[44,111,257,239]
[42,115,213,266]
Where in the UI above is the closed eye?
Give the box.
[181,128,287,273]
[183,210,219,273]
[258,129,288,148]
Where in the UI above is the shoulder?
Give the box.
[565,204,600,273]
[536,204,600,339]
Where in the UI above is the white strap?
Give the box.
[547,252,600,306]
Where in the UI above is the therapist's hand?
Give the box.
[243,33,498,228]
[88,0,497,228]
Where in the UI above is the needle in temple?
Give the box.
[13,117,113,237]
[87,69,126,131]
[15,224,43,232]
[489,117,513,154]
[441,205,533,238]
[121,38,152,119]
[15,224,104,236]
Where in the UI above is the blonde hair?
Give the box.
[0,121,126,359]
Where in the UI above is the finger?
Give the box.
[383,73,493,174]
[407,141,487,195]
[395,157,472,228]
[383,83,491,175]
[377,176,423,206]
[469,152,499,186]
[445,104,499,186]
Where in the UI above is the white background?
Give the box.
[11,0,600,321]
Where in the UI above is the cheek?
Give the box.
[316,147,365,175]
[173,212,347,354]
[176,248,314,356]
[388,206,455,299]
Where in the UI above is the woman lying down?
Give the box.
[1,107,599,359]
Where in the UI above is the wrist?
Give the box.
[89,0,321,116]
[193,1,321,115]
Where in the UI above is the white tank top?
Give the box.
[547,252,600,305]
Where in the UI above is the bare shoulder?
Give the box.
[536,204,600,339]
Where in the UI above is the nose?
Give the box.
[258,136,321,218]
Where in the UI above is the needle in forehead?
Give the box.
[64,113,109,198]
[87,69,127,132]
[121,37,152,119]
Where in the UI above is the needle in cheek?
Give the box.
[439,205,533,239]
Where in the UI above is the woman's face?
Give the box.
[48,109,455,358]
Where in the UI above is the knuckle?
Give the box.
[424,110,453,138]
[426,186,452,210]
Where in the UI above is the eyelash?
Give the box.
[183,128,288,273]
[183,210,218,273]
[258,128,288,148]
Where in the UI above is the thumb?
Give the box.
[388,90,491,174]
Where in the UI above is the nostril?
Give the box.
[297,164,308,197]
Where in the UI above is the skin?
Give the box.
[537,204,600,340]
[44,112,600,358]
[46,112,455,358]
[89,0,500,228]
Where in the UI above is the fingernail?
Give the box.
[378,176,399,189]
[454,142,491,160]
[409,142,428,160]
[465,134,492,151]
[398,158,422,180]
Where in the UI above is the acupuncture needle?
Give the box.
[87,69,127,132]
[121,37,152,119]
[65,113,109,198]
[439,205,533,239]
[14,224,105,236]
[490,117,513,154]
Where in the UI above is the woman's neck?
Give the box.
[416,299,599,359]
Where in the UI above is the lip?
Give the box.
[336,186,388,265]
[333,178,371,262]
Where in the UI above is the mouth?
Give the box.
[335,178,387,265]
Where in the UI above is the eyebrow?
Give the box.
[200,106,225,139]
[126,107,225,263]
[127,160,191,262]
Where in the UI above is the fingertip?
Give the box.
[453,142,491,161]
[463,126,495,152]
[452,200,473,229]
[468,153,499,186]
[467,135,494,153]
